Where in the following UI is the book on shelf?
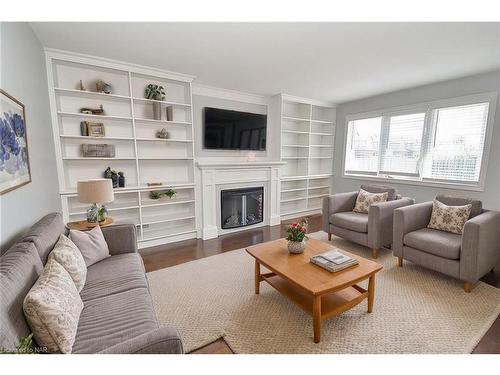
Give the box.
[310,249,359,273]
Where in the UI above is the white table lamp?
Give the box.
[77,179,114,223]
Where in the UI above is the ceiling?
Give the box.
[31,22,500,104]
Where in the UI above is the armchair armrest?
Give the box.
[368,197,415,249]
[101,224,138,255]
[322,191,358,232]
[460,210,500,283]
[98,326,183,354]
[393,202,433,257]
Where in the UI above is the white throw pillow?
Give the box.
[70,225,110,267]
[48,234,87,292]
[353,188,388,214]
[428,199,472,234]
[23,259,83,353]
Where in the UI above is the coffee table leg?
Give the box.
[313,295,321,343]
[367,275,375,313]
[254,260,260,295]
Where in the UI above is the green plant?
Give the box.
[286,220,308,242]
[145,84,165,100]
[149,189,177,200]
[0,333,37,354]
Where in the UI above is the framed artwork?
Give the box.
[0,89,31,195]
[87,122,105,137]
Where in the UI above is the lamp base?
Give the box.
[86,203,108,224]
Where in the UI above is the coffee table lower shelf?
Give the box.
[263,274,368,320]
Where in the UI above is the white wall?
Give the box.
[0,23,61,250]
[333,70,500,210]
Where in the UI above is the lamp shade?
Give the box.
[77,179,114,204]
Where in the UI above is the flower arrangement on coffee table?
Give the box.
[286,220,308,254]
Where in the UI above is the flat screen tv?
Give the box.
[203,107,267,151]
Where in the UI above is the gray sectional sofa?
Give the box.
[0,212,183,354]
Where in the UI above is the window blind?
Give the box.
[381,113,425,175]
[422,103,489,182]
[345,117,382,173]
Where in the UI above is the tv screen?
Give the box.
[203,107,267,151]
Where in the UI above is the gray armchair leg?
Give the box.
[372,248,379,259]
[328,232,332,241]
[397,257,403,267]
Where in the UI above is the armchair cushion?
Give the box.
[404,228,462,260]
[353,188,388,214]
[360,184,397,201]
[427,199,472,234]
[330,211,368,233]
[436,194,482,218]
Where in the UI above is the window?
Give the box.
[345,117,382,174]
[343,93,495,189]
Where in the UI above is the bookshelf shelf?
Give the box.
[277,94,336,219]
[47,51,197,248]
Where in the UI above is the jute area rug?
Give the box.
[147,231,500,353]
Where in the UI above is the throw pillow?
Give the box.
[70,225,110,267]
[427,199,472,235]
[353,188,389,214]
[48,234,87,292]
[23,259,83,353]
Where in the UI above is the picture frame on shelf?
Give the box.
[0,89,32,195]
[86,122,106,137]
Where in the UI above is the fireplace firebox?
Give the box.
[221,187,264,230]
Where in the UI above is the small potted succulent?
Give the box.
[149,189,177,200]
[145,84,166,120]
[286,220,308,254]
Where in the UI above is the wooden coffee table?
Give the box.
[246,238,383,343]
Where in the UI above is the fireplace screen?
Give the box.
[221,187,264,230]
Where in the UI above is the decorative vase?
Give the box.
[152,102,162,120]
[118,172,125,187]
[287,240,306,254]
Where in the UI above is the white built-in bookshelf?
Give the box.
[278,95,336,219]
[45,50,197,248]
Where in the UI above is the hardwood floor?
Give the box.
[140,214,500,354]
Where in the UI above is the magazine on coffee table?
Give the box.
[310,249,359,272]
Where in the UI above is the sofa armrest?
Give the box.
[98,326,183,354]
[101,224,138,255]
[322,192,358,232]
[368,197,415,249]
[460,210,500,283]
[393,202,433,257]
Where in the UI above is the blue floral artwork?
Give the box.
[0,90,31,194]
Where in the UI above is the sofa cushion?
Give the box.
[428,199,472,235]
[0,242,43,352]
[48,234,87,292]
[436,194,482,218]
[72,288,158,354]
[80,253,148,302]
[23,259,83,353]
[70,225,110,267]
[330,211,369,233]
[404,228,462,260]
[20,213,65,264]
[360,184,397,201]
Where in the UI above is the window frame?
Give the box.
[342,92,497,192]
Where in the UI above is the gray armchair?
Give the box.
[393,195,500,292]
[323,184,414,258]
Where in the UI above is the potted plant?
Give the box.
[145,84,166,120]
[286,220,308,254]
[149,189,177,200]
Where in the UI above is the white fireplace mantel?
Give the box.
[197,161,285,240]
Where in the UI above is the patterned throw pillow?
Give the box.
[23,259,83,353]
[427,199,472,234]
[353,188,389,214]
[48,234,87,292]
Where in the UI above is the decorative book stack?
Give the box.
[310,249,359,272]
